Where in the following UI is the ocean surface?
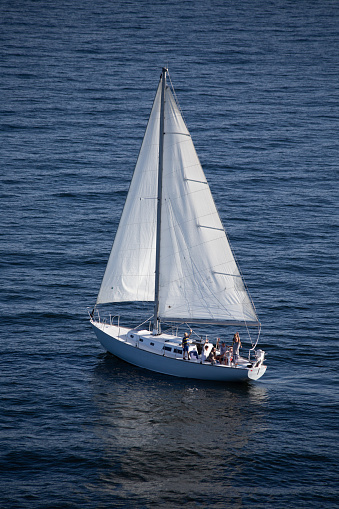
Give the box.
[1,0,338,507]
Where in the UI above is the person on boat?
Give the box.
[225,347,232,366]
[182,329,192,360]
[201,344,209,363]
[207,347,217,364]
[232,333,241,366]
[216,338,227,362]
[190,349,199,360]
[201,344,208,364]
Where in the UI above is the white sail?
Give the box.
[97,75,259,326]
[96,82,161,304]
[158,88,259,326]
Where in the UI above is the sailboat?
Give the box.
[90,68,266,382]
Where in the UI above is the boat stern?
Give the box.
[247,364,267,380]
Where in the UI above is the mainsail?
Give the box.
[97,71,259,327]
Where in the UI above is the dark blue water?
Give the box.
[1,0,338,507]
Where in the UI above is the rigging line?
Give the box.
[183,323,202,341]
[136,315,154,329]
[249,323,261,349]
[159,234,226,262]
[162,186,211,200]
[167,71,188,128]
[165,138,192,149]
[182,162,203,171]
[158,234,226,262]
[162,164,201,179]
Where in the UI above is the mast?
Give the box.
[153,67,167,334]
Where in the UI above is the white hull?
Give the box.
[91,321,266,382]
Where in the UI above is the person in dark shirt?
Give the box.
[182,329,192,360]
[207,347,217,364]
